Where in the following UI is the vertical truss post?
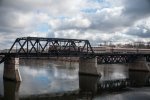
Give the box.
[87,40,94,54]
[27,38,28,55]
[36,39,39,54]
[87,41,88,53]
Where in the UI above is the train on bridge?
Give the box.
[1,46,150,54]
[93,46,150,54]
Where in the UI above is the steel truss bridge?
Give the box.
[0,37,94,63]
[0,37,150,64]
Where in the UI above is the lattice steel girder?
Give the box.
[97,54,138,64]
[8,37,94,57]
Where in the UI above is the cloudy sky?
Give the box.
[0,0,150,48]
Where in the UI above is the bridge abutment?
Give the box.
[129,57,150,71]
[128,57,150,86]
[3,57,22,82]
[79,57,100,76]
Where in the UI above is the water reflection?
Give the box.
[129,70,150,86]
[0,59,131,99]
[0,63,4,98]
[97,64,128,80]
[79,75,100,93]
[19,59,79,96]
[1,58,150,100]
[2,80,78,100]
[3,80,20,100]
[94,88,150,100]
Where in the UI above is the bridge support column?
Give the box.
[129,57,150,71]
[79,57,100,76]
[129,57,150,86]
[3,57,22,82]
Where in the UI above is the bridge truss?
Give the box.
[7,37,94,57]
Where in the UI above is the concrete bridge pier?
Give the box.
[79,57,100,76]
[3,57,22,82]
[128,57,150,86]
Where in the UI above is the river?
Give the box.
[0,58,150,100]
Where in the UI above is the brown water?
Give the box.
[0,59,150,100]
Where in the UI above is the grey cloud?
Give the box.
[125,26,150,38]
[88,0,150,33]
[87,14,126,33]
[123,0,150,18]
[0,0,82,16]
[121,0,150,27]
[50,0,150,34]
[0,0,81,33]
[0,0,45,12]
[47,30,55,38]
[0,5,30,33]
